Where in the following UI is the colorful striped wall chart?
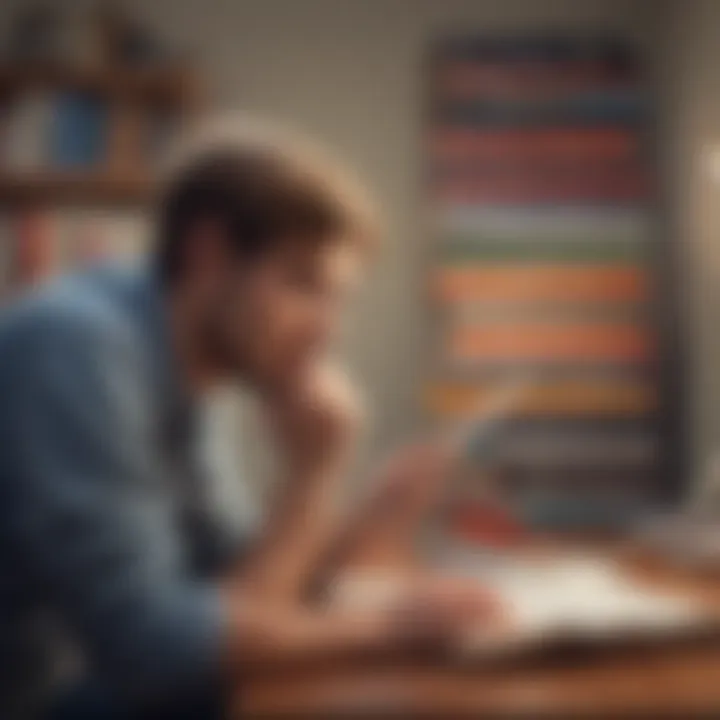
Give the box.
[428,36,674,531]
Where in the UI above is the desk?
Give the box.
[236,544,720,717]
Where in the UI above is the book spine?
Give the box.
[11,210,55,286]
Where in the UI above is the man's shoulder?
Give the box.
[0,265,148,366]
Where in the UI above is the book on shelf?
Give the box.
[0,217,12,294]
[49,92,109,169]
[1,92,56,171]
[1,90,110,174]
[10,211,56,285]
[144,110,181,165]
[0,209,150,295]
[67,210,149,264]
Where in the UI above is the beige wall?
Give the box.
[660,0,720,487]
[2,0,679,491]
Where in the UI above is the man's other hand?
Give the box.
[385,575,501,650]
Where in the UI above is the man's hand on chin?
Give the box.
[238,361,364,604]
[263,360,363,476]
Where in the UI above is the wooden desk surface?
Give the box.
[236,543,720,717]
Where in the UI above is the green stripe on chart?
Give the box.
[440,237,650,263]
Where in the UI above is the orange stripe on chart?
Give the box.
[433,265,650,304]
[436,172,649,203]
[426,381,657,417]
[449,323,653,363]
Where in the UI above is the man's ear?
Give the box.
[184,220,232,288]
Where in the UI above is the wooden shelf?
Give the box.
[0,61,199,208]
[0,172,154,206]
[0,63,197,108]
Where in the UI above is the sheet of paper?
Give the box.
[332,553,708,658]
[450,553,705,653]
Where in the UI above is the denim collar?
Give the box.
[128,263,198,439]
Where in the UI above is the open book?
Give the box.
[333,553,710,659]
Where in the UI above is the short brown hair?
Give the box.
[156,121,379,282]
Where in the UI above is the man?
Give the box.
[0,124,491,719]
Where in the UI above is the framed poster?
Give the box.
[427,36,683,532]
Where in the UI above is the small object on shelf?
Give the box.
[0,217,12,293]
[49,92,109,170]
[93,3,169,69]
[63,209,111,267]
[144,109,181,165]
[76,235,111,266]
[11,210,55,286]
[6,4,63,65]
[58,6,106,71]
[102,212,150,260]
[2,91,56,171]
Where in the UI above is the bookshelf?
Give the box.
[0,171,152,206]
[0,62,200,208]
[0,63,198,102]
[0,60,200,287]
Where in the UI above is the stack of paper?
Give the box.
[333,554,708,659]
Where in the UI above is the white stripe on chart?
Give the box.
[435,206,652,241]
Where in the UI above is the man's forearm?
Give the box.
[237,461,344,603]
[218,572,496,674]
[220,585,401,671]
[243,361,361,603]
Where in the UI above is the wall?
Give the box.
[1,0,669,497]
[659,0,720,491]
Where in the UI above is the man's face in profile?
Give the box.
[203,236,361,391]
